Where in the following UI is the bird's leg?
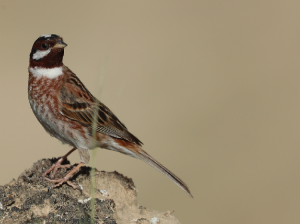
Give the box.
[42,148,84,190]
[43,162,84,190]
[42,147,77,179]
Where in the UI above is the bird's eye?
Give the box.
[41,43,48,49]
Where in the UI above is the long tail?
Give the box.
[136,147,193,198]
[112,138,193,197]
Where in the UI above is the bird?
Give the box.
[28,34,193,197]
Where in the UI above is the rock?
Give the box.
[0,158,180,224]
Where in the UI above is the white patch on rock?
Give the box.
[150,217,160,224]
[99,189,109,197]
[29,66,63,79]
[32,48,51,60]
[0,201,3,210]
[78,197,92,204]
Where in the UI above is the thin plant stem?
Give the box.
[90,109,98,224]
[90,42,113,224]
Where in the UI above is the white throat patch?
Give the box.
[32,48,51,60]
[30,66,63,79]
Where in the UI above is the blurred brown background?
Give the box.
[1,0,300,223]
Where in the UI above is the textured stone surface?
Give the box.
[0,159,180,224]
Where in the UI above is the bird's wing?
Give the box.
[59,67,142,146]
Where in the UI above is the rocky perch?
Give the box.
[0,159,180,224]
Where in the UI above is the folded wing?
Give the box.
[59,67,142,146]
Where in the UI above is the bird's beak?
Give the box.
[53,39,67,49]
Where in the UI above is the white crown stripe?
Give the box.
[40,34,51,38]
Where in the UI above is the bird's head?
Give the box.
[29,34,67,68]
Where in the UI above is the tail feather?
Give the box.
[111,138,193,197]
[137,148,193,198]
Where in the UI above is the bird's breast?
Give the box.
[28,75,90,148]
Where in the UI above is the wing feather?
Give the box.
[59,66,142,146]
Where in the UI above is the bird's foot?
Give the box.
[41,147,77,179]
[42,162,84,190]
[42,158,73,179]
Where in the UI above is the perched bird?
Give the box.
[28,34,192,197]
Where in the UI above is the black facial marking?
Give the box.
[29,48,42,61]
[29,49,37,59]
